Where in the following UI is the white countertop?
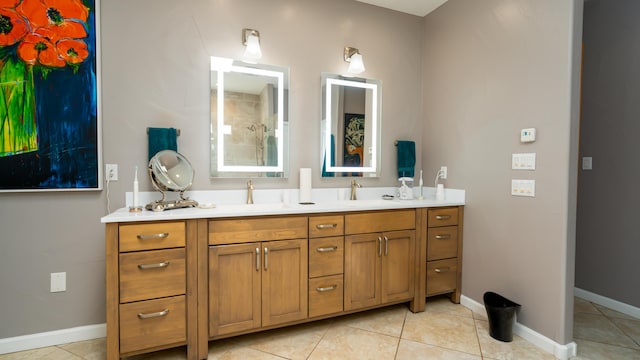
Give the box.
[101,187,465,223]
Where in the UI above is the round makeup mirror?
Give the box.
[146,150,198,211]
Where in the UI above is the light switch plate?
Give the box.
[51,272,66,292]
[582,157,592,170]
[511,179,535,197]
[512,153,536,170]
[520,128,536,143]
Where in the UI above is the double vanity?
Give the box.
[102,190,465,359]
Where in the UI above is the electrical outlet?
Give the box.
[440,166,447,180]
[105,164,118,181]
[51,272,66,292]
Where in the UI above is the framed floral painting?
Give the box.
[0,0,100,191]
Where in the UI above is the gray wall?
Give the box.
[0,0,423,338]
[421,0,582,344]
[576,0,640,307]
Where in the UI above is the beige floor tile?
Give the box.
[133,346,187,359]
[573,339,640,360]
[395,339,482,360]
[574,312,640,349]
[334,304,408,337]
[402,310,481,356]
[425,296,474,318]
[208,344,288,360]
[0,347,82,360]
[573,297,600,315]
[57,338,106,360]
[594,303,640,321]
[611,318,640,346]
[242,321,331,360]
[308,324,399,360]
[475,320,555,360]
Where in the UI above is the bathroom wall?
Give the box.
[421,0,582,344]
[0,0,423,339]
[576,0,640,307]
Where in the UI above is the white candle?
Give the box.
[299,168,312,203]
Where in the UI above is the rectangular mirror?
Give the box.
[210,57,289,178]
[321,73,381,177]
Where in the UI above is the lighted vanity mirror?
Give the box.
[210,56,289,178]
[321,73,381,177]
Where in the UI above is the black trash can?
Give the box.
[483,291,521,342]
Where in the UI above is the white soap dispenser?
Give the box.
[397,177,414,200]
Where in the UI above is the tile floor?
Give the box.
[1,296,639,359]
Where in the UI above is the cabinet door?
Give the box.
[381,230,415,303]
[209,243,261,337]
[262,239,308,327]
[344,233,381,311]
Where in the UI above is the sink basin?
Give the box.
[217,203,290,212]
[338,199,400,208]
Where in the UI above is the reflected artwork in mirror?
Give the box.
[210,57,289,178]
[321,73,381,177]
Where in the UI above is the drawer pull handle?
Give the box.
[316,224,337,229]
[264,247,269,270]
[137,309,169,319]
[256,248,260,271]
[316,285,337,292]
[435,215,451,220]
[136,233,169,240]
[138,261,170,270]
[378,236,383,257]
[317,246,338,253]
[435,267,451,273]
[435,235,451,240]
[384,236,389,256]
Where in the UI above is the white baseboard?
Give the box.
[0,324,105,355]
[460,295,577,360]
[574,287,640,319]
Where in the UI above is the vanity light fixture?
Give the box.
[344,46,365,74]
[242,28,262,62]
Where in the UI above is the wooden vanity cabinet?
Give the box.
[208,217,308,338]
[343,211,416,311]
[425,207,463,303]
[105,220,198,360]
[308,215,344,318]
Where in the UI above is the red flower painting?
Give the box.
[0,0,90,157]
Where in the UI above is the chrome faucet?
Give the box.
[247,180,254,204]
[350,179,361,200]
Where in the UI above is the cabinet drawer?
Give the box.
[426,258,458,296]
[309,275,343,318]
[427,208,459,228]
[345,210,415,235]
[119,295,186,355]
[427,226,458,261]
[309,215,344,238]
[209,216,307,245]
[119,222,185,252]
[119,248,186,303]
[309,237,344,278]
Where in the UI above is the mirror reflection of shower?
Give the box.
[247,123,267,166]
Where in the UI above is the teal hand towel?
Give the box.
[397,140,415,178]
[148,127,178,161]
